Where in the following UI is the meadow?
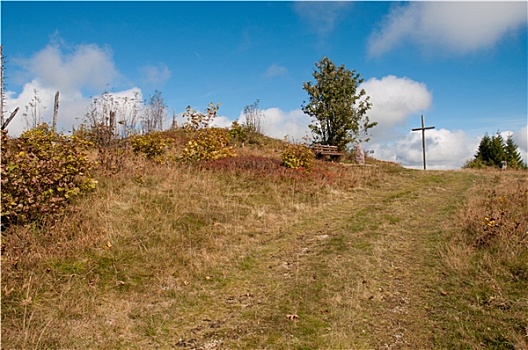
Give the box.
[1,128,527,349]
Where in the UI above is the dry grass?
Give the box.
[2,139,526,349]
[439,169,528,349]
[1,142,380,349]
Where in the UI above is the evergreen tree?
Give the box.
[504,135,526,169]
[475,133,493,166]
[465,131,526,169]
[489,132,507,167]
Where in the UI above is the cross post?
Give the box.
[412,115,435,170]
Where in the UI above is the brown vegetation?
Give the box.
[1,129,526,349]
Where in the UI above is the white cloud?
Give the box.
[4,40,142,136]
[371,128,479,170]
[139,63,172,86]
[210,115,233,129]
[248,107,310,142]
[293,2,353,36]
[368,2,528,57]
[264,64,287,78]
[14,42,120,92]
[360,75,432,143]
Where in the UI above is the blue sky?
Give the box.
[2,1,527,169]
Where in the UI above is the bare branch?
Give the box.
[2,107,20,131]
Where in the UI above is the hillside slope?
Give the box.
[2,148,527,349]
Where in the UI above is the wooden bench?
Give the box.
[312,144,343,162]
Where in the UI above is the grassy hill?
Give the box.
[2,131,527,349]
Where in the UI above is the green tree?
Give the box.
[504,135,526,169]
[489,132,507,167]
[302,57,376,151]
[474,133,493,166]
[465,131,526,169]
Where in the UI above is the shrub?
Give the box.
[1,125,96,228]
[228,120,271,146]
[281,144,314,169]
[73,122,114,148]
[181,128,236,162]
[228,121,249,144]
[130,132,172,160]
[72,123,127,175]
[463,158,487,169]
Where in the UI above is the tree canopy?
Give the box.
[302,57,376,151]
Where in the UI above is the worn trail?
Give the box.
[226,170,474,349]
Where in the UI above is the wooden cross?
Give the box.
[412,115,435,170]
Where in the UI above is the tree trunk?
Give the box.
[172,109,177,129]
[52,91,59,131]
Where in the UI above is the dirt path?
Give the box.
[337,171,472,349]
[215,170,475,349]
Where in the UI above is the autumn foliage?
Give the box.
[181,128,236,162]
[1,125,96,228]
[281,144,314,169]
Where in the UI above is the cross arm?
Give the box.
[412,126,435,131]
